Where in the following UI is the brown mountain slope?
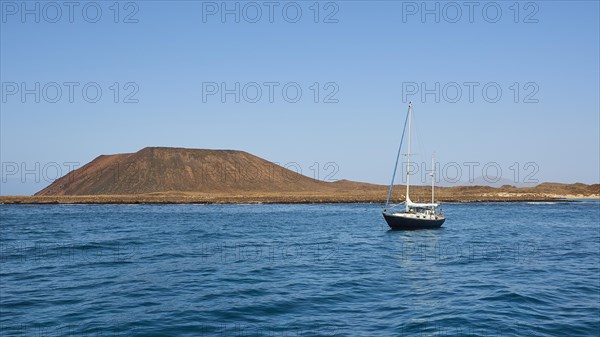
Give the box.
[36,147,334,196]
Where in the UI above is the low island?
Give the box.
[1,147,598,204]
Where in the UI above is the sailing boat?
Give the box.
[383,102,445,230]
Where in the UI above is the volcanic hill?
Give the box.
[35,147,334,196]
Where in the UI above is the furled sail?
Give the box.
[406,196,438,208]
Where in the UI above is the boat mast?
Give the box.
[406,102,412,212]
[431,153,435,204]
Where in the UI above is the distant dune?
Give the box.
[0,147,597,204]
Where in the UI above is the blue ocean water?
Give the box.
[0,201,599,337]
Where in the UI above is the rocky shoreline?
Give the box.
[1,192,597,205]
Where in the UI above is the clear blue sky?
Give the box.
[1,1,599,195]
